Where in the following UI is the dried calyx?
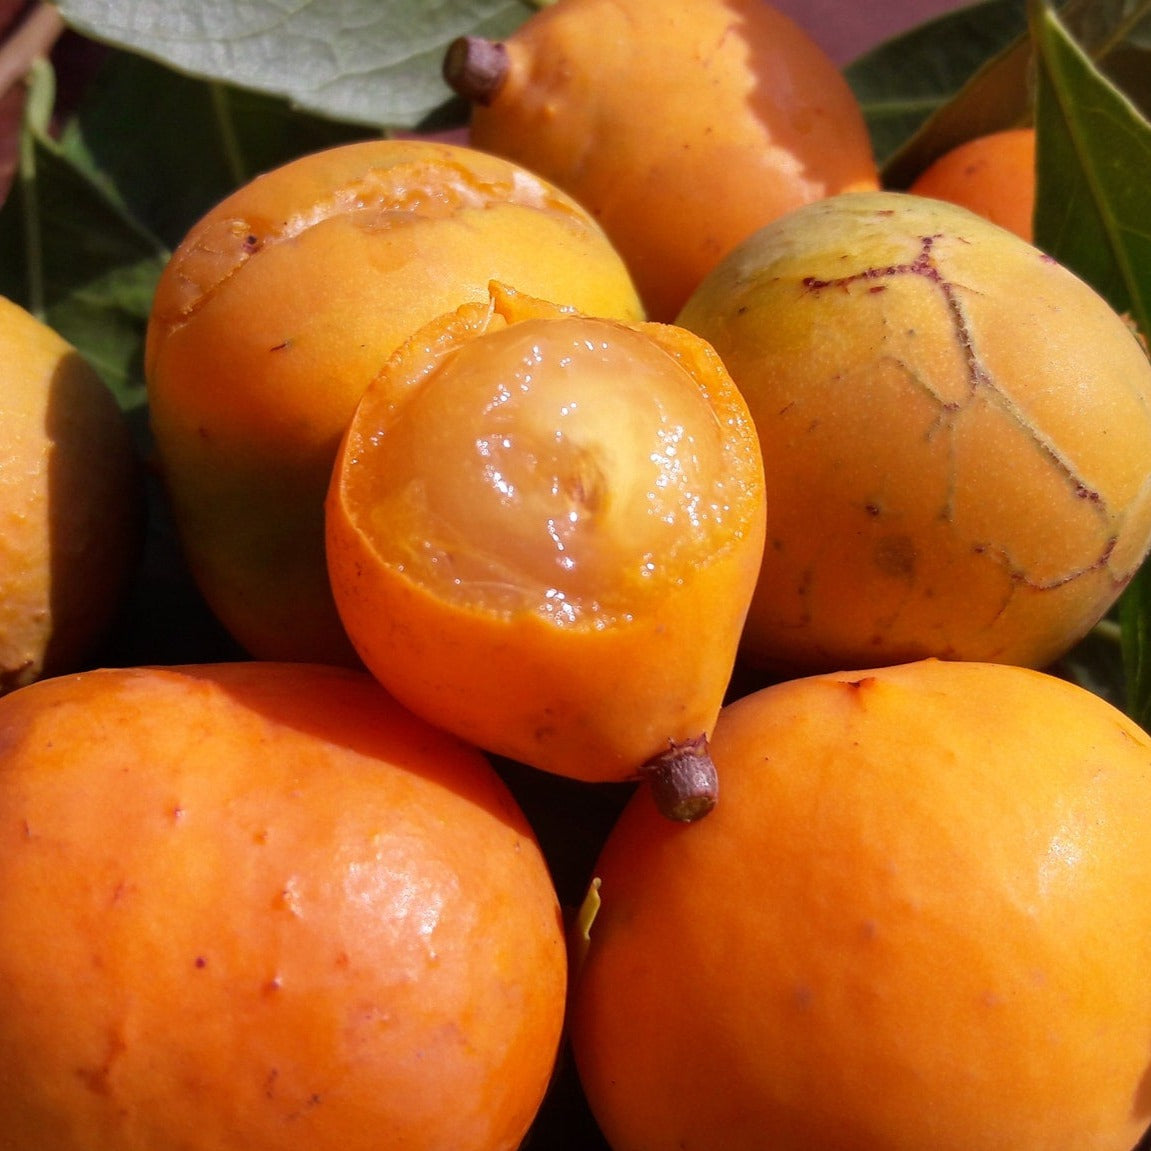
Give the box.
[640,735,718,822]
[443,36,511,106]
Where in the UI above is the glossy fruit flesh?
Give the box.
[145,138,643,665]
[356,317,739,620]
[327,286,766,787]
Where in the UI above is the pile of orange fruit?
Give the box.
[2,1,1151,1149]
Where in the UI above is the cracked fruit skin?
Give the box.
[908,128,1037,243]
[145,138,643,667]
[570,658,1151,1151]
[325,284,766,785]
[0,661,567,1151]
[450,0,879,322]
[677,191,1151,674]
[0,296,141,694]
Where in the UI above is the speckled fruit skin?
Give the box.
[462,0,879,322]
[0,661,567,1151]
[570,658,1151,1151]
[0,296,141,693]
[145,137,643,667]
[677,191,1151,675]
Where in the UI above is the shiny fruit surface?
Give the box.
[0,295,141,693]
[0,661,567,1151]
[678,191,1151,675]
[908,127,1037,242]
[145,137,643,665]
[326,284,766,789]
[452,0,879,321]
[571,658,1151,1151]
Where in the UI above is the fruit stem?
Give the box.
[639,734,718,823]
[442,36,510,106]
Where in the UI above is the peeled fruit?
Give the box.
[908,127,1037,242]
[145,137,644,666]
[326,283,766,816]
[446,0,879,321]
[0,296,141,693]
[0,661,567,1151]
[677,191,1151,674]
[570,658,1151,1151]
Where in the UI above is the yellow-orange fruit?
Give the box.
[326,283,765,802]
[145,137,644,666]
[0,661,567,1151]
[908,128,1037,242]
[677,191,1151,674]
[0,296,141,692]
[448,0,879,321]
[571,658,1151,1151]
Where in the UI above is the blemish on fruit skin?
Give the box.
[802,233,1118,587]
[874,535,916,580]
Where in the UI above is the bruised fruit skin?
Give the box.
[570,658,1151,1151]
[0,662,567,1151]
[908,128,1037,242]
[0,296,142,692]
[145,137,644,666]
[677,191,1151,674]
[326,284,766,802]
[446,0,880,322]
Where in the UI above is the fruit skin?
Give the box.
[326,284,766,785]
[677,190,1151,675]
[452,0,879,322]
[0,296,142,693]
[0,661,567,1151]
[144,137,644,667]
[570,658,1151,1151]
[908,128,1036,242]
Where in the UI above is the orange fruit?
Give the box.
[0,661,567,1151]
[0,295,142,693]
[677,190,1151,675]
[570,658,1151,1151]
[325,282,765,812]
[908,128,1036,242]
[145,137,644,666]
[446,0,880,321]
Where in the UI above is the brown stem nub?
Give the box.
[639,734,718,823]
[442,36,510,107]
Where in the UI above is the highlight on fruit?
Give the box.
[446,0,880,321]
[325,281,766,818]
[678,190,1151,677]
[144,137,644,668]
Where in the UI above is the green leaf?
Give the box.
[1026,0,1151,730]
[1031,0,1151,340]
[53,0,540,132]
[871,0,1151,188]
[0,58,167,412]
[1060,0,1151,116]
[0,49,376,411]
[56,50,375,250]
[1120,564,1151,728]
[845,0,1029,169]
